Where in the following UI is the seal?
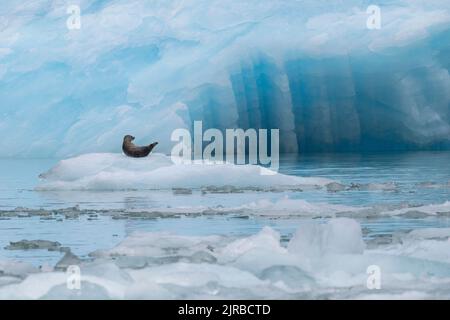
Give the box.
[122,135,158,158]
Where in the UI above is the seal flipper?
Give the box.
[148,142,158,153]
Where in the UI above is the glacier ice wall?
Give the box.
[0,0,450,157]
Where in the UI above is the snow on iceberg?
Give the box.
[37,153,334,191]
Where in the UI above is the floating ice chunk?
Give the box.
[372,228,450,264]
[129,262,264,291]
[234,196,364,217]
[393,240,450,264]
[54,250,83,271]
[92,231,223,259]
[259,265,315,291]
[348,182,398,191]
[379,201,450,216]
[0,276,21,288]
[406,228,450,240]
[4,240,61,251]
[37,153,334,191]
[0,262,130,299]
[326,182,346,192]
[220,227,286,263]
[288,218,365,257]
[124,279,175,299]
[0,260,38,278]
[0,273,68,299]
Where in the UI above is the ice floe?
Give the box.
[37,153,334,191]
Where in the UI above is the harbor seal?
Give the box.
[122,135,158,158]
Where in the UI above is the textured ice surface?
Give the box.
[379,201,450,216]
[0,260,38,278]
[224,197,364,217]
[3,199,450,220]
[288,218,365,256]
[2,218,450,299]
[37,153,334,191]
[0,0,450,157]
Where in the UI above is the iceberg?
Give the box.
[0,0,449,157]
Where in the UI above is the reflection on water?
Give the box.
[279,151,450,206]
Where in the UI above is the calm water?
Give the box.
[1,152,449,267]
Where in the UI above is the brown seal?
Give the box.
[122,135,158,158]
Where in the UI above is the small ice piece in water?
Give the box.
[220,227,286,263]
[380,201,450,216]
[288,218,365,257]
[259,265,315,290]
[54,250,83,271]
[0,260,38,279]
[5,240,61,251]
[326,182,346,192]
